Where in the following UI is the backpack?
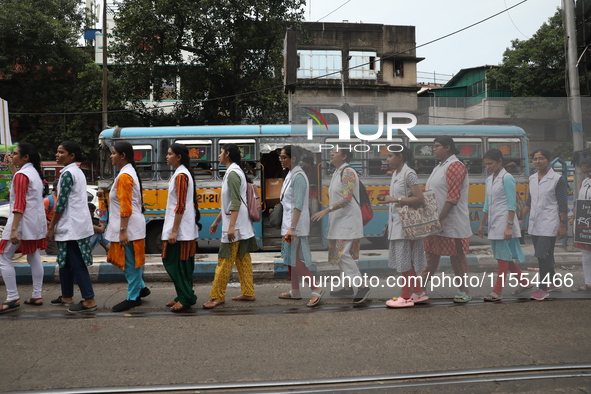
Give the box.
[45,194,55,222]
[341,166,374,226]
[242,181,262,223]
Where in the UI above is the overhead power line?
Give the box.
[9,0,528,117]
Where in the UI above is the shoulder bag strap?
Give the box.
[402,169,410,198]
[280,173,295,202]
[341,165,361,207]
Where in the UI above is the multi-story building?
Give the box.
[291,21,423,125]
[418,65,570,152]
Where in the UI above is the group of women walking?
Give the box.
[0,141,259,314]
[383,137,573,307]
[0,137,587,314]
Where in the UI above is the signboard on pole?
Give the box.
[574,199,591,244]
[0,98,14,202]
[0,98,12,147]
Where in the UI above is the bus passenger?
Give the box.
[522,149,568,301]
[161,144,199,313]
[276,146,323,307]
[570,157,591,293]
[311,146,371,304]
[44,180,59,255]
[382,145,428,308]
[420,136,473,303]
[300,156,320,217]
[105,141,150,312]
[204,144,258,309]
[0,143,47,313]
[47,142,97,313]
[478,149,530,301]
[88,203,109,253]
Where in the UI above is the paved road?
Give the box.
[1,278,590,393]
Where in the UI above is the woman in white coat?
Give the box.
[312,146,370,304]
[204,144,258,309]
[478,149,529,301]
[277,145,323,307]
[522,149,568,301]
[0,143,47,313]
[420,136,473,303]
[47,141,96,313]
[161,143,199,313]
[105,141,150,312]
[382,146,428,308]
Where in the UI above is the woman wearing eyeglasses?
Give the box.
[420,136,473,303]
[522,149,568,300]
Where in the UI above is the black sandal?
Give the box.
[0,299,20,314]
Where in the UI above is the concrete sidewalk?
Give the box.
[3,244,583,284]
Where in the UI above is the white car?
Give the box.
[0,185,98,226]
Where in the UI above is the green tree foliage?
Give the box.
[0,0,133,159]
[110,0,305,125]
[487,10,565,97]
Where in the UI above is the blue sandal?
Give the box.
[453,291,472,303]
[0,299,20,314]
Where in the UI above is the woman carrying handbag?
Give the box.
[382,146,428,308]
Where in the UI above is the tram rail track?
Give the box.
[0,297,586,321]
[11,364,591,394]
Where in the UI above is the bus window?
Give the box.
[488,138,524,175]
[219,139,256,161]
[44,169,56,183]
[80,161,96,184]
[175,139,212,179]
[324,139,363,176]
[132,144,154,180]
[159,139,171,180]
[218,139,256,177]
[368,139,403,176]
[100,145,112,179]
[410,139,437,175]
[454,138,483,175]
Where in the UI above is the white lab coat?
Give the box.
[327,163,363,240]
[485,169,521,240]
[162,165,197,241]
[220,163,254,243]
[280,165,310,237]
[2,163,46,241]
[527,168,561,237]
[425,155,472,239]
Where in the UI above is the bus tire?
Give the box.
[145,222,163,255]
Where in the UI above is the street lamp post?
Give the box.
[101,0,108,130]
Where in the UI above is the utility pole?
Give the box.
[564,0,585,198]
[101,0,108,130]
